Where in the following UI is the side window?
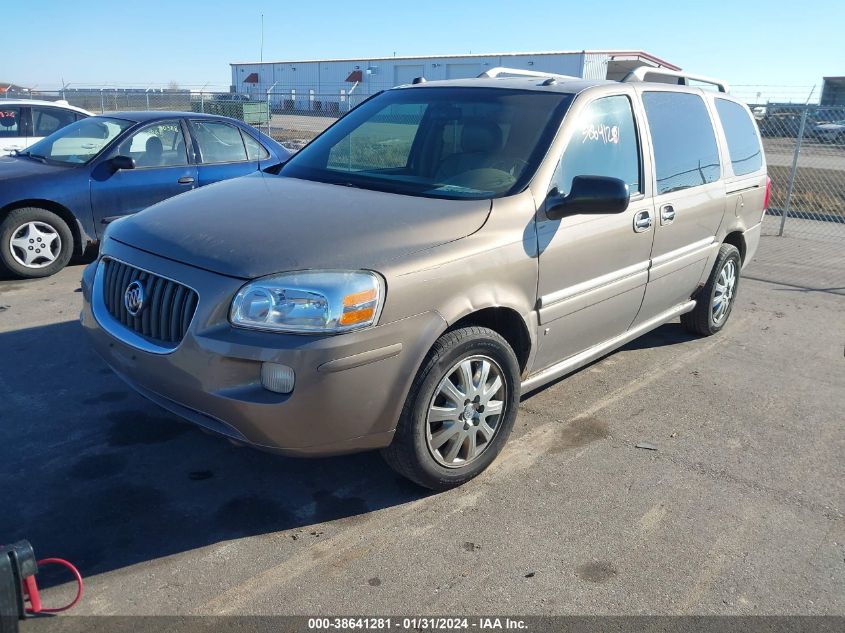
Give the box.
[190,121,248,163]
[0,107,22,138]
[117,121,188,168]
[642,92,721,194]
[715,99,763,176]
[552,95,640,196]
[242,131,270,160]
[32,107,77,137]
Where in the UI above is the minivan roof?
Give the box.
[396,76,614,95]
[396,76,745,104]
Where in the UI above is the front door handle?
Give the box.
[660,204,676,225]
[177,176,195,185]
[633,210,652,233]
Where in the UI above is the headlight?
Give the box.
[230,270,385,334]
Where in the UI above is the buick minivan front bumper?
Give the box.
[80,239,445,456]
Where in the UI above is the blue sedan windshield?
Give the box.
[24,117,133,165]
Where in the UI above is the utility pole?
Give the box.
[260,13,264,63]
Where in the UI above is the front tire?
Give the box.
[681,243,741,336]
[381,326,521,491]
[0,207,74,278]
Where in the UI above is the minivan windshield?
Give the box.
[281,87,573,200]
[22,116,133,165]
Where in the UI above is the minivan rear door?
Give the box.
[713,97,767,234]
[632,88,726,326]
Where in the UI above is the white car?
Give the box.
[0,99,91,155]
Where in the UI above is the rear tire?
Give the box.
[681,243,741,336]
[0,207,74,278]
[381,326,521,491]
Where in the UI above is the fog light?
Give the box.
[261,362,295,394]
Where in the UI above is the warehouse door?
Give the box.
[446,63,481,79]
[393,65,425,86]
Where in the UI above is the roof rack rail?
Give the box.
[478,67,579,81]
[621,66,729,93]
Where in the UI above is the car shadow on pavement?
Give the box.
[618,322,698,351]
[521,322,697,399]
[0,320,431,587]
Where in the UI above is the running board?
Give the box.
[521,300,696,392]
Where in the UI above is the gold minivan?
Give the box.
[82,67,769,489]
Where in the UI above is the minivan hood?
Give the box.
[109,173,492,279]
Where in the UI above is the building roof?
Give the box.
[0,82,29,93]
[230,49,681,71]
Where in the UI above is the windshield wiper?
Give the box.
[20,151,48,164]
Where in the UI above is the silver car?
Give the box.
[812,119,845,143]
[81,67,769,490]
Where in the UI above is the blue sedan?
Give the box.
[0,111,291,278]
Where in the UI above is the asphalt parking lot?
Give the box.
[1,225,843,616]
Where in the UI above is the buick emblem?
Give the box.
[124,280,146,316]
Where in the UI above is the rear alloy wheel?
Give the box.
[0,207,74,278]
[681,243,741,336]
[382,326,520,490]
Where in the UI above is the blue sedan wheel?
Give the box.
[0,207,74,279]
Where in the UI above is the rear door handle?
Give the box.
[177,176,195,185]
[633,210,652,233]
[660,204,676,225]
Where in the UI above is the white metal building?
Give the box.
[230,50,680,112]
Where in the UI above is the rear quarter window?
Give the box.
[642,92,721,194]
[715,99,763,176]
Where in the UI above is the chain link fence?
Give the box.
[759,104,845,242]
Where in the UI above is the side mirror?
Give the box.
[546,176,630,220]
[110,155,135,171]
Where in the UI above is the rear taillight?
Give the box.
[762,176,772,219]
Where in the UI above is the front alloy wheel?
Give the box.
[382,326,521,490]
[426,355,506,468]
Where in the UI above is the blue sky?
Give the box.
[5,0,843,102]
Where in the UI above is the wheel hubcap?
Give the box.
[9,221,61,269]
[712,259,737,325]
[426,355,507,468]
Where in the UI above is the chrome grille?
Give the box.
[101,258,198,346]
